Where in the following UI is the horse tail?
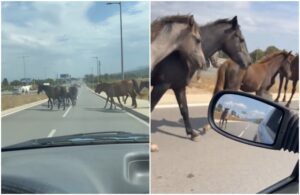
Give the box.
[131,79,141,96]
[213,61,228,95]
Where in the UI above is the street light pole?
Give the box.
[107,1,124,80]
[92,56,100,83]
[21,56,29,79]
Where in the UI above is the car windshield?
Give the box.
[1,1,149,148]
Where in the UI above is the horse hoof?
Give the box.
[274,99,279,102]
[151,143,159,152]
[191,134,200,142]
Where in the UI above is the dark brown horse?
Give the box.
[95,80,140,109]
[124,80,149,104]
[214,51,294,97]
[270,55,298,107]
[219,108,230,129]
[66,85,78,106]
[151,16,252,140]
[37,84,67,110]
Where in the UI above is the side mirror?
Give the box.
[208,91,298,153]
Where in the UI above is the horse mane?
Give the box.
[204,18,232,26]
[257,51,287,63]
[151,14,194,41]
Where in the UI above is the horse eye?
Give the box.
[195,37,201,44]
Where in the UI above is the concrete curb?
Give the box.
[2,99,48,117]
[87,87,149,123]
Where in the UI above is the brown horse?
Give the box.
[151,14,206,71]
[95,80,139,109]
[214,51,294,97]
[270,55,298,107]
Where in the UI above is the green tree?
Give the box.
[2,78,9,86]
[250,49,265,62]
[265,46,280,56]
[10,80,22,86]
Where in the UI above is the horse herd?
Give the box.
[94,80,149,109]
[151,14,298,141]
[37,84,78,110]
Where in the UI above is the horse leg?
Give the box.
[48,98,51,108]
[275,74,284,102]
[104,96,109,109]
[58,98,61,109]
[286,80,297,107]
[117,96,123,109]
[131,93,137,108]
[50,99,53,110]
[151,84,170,111]
[173,87,199,140]
[63,97,65,110]
[110,97,114,109]
[282,78,289,102]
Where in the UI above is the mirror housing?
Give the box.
[208,91,298,153]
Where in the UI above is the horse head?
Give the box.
[280,50,294,78]
[95,84,103,94]
[37,84,43,94]
[151,14,206,71]
[221,16,252,69]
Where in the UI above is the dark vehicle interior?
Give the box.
[2,133,149,194]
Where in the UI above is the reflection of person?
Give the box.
[219,108,230,129]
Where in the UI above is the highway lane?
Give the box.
[219,120,259,141]
[151,100,298,193]
[2,84,148,147]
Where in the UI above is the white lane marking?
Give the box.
[238,130,245,137]
[62,106,72,118]
[245,124,250,130]
[155,103,209,109]
[47,129,56,137]
[124,110,149,127]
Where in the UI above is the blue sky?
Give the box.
[2,1,149,81]
[217,94,275,119]
[152,1,299,53]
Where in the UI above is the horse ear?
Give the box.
[231,16,238,29]
[188,15,195,27]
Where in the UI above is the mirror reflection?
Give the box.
[213,94,283,145]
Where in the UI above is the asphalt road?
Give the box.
[151,100,298,194]
[219,120,259,141]
[2,84,149,147]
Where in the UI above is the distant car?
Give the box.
[255,108,283,144]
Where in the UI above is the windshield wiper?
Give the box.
[2,131,149,151]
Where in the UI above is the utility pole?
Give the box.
[21,56,29,79]
[92,56,100,83]
[107,1,124,80]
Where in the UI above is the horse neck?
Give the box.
[264,54,287,76]
[151,23,187,68]
[200,24,228,58]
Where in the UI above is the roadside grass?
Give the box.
[2,93,47,111]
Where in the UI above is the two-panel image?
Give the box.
[1,1,299,194]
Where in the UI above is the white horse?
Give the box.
[20,85,31,93]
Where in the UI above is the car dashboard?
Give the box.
[2,143,149,193]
